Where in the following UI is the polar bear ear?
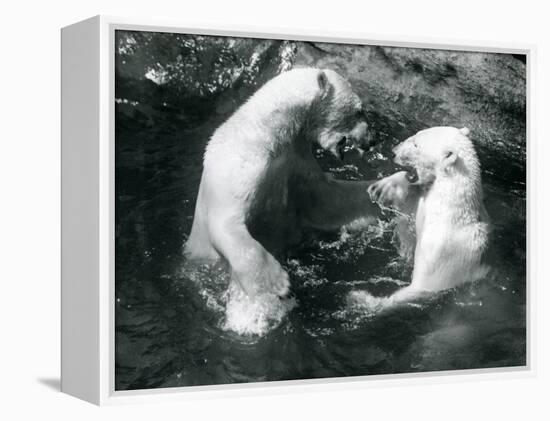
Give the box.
[459,127,470,136]
[317,71,331,98]
[442,149,458,170]
[317,71,328,90]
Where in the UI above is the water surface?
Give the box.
[115,105,526,390]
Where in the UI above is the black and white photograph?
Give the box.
[114,30,527,391]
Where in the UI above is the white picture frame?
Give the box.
[61,15,535,405]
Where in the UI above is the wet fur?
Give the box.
[369,127,490,301]
[185,68,381,300]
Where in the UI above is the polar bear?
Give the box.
[368,126,490,301]
[185,68,381,300]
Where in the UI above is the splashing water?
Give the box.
[181,260,296,337]
[223,283,297,336]
[114,94,526,391]
[116,153,526,391]
[347,290,392,316]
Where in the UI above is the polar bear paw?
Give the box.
[368,171,410,207]
[262,254,291,298]
[232,249,291,299]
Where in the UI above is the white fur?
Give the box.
[369,126,490,301]
[185,68,375,307]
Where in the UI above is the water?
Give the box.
[114,102,526,390]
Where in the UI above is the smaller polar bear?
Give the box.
[368,126,490,301]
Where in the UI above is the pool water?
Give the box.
[114,104,526,390]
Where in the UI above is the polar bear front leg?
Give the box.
[296,173,383,231]
[209,215,290,298]
[368,171,421,262]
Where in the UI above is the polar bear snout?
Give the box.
[349,120,368,144]
[392,143,416,172]
[327,120,374,160]
[392,139,415,164]
[350,121,384,155]
[392,140,435,185]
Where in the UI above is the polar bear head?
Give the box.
[308,69,374,159]
[392,126,481,185]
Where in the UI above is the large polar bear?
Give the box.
[368,126,490,301]
[185,68,381,301]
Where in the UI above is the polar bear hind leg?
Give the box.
[208,212,290,298]
[184,182,220,262]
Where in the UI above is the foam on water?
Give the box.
[183,260,297,336]
[347,290,393,316]
[315,217,395,263]
[365,275,409,287]
[223,282,296,336]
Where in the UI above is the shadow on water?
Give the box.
[114,33,526,390]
